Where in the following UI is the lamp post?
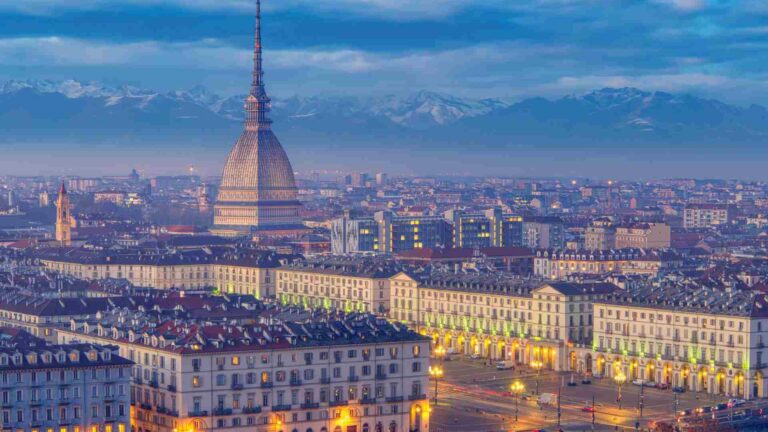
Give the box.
[434,345,446,363]
[429,365,443,405]
[531,360,543,395]
[511,380,525,422]
[614,371,626,410]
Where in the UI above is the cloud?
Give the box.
[652,0,707,12]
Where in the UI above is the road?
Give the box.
[430,357,731,431]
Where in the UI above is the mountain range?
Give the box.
[1,79,767,177]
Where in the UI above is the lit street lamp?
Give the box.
[531,360,543,395]
[614,371,626,410]
[510,380,525,422]
[434,345,446,362]
[429,365,444,405]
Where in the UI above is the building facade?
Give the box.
[614,222,671,249]
[275,258,403,314]
[0,341,132,432]
[522,217,565,249]
[37,248,291,298]
[534,249,682,279]
[58,309,431,432]
[684,204,731,229]
[575,285,768,400]
[389,273,617,372]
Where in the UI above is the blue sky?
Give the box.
[0,0,767,103]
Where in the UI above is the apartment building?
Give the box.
[389,272,617,371]
[580,285,768,399]
[275,257,404,314]
[58,308,431,432]
[684,204,731,229]
[534,249,682,279]
[614,222,671,249]
[0,331,132,432]
[522,217,565,249]
[36,247,296,298]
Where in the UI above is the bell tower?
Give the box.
[55,182,72,246]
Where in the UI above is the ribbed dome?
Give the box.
[219,127,297,202]
[211,0,303,236]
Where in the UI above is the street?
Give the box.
[430,357,731,431]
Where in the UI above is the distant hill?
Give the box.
[1,80,767,176]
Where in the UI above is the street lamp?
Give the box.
[434,345,446,362]
[510,380,525,422]
[614,371,626,410]
[429,365,444,405]
[531,360,543,395]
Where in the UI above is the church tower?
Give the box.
[211,0,304,237]
[55,183,72,246]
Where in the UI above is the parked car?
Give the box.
[728,398,746,407]
[470,353,482,360]
[672,386,685,393]
[656,382,669,390]
[581,378,592,385]
[496,360,515,370]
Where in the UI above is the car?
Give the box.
[581,405,596,412]
[581,378,592,384]
[672,386,686,393]
[678,408,694,417]
[656,383,669,390]
[728,398,746,407]
[469,353,482,360]
[695,406,713,414]
[714,403,729,411]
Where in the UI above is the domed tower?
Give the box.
[212,0,303,237]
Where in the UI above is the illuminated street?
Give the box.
[430,357,732,431]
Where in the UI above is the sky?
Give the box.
[0,0,767,104]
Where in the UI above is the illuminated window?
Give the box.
[192,376,201,387]
[232,356,240,366]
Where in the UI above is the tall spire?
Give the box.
[245,0,271,129]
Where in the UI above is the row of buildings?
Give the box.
[331,209,564,254]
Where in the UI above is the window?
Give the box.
[192,376,201,387]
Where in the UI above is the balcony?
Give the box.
[188,410,208,417]
[30,399,42,406]
[320,377,331,384]
[408,394,427,401]
[329,400,348,407]
[348,376,360,383]
[134,378,143,385]
[243,406,262,414]
[360,397,377,405]
[375,373,387,380]
[156,406,168,414]
[140,403,152,411]
[271,404,292,412]
[213,408,233,416]
[289,379,302,387]
[167,384,177,392]
[386,396,404,403]
[260,382,274,389]
[231,383,244,390]
[300,402,320,409]
[149,380,159,389]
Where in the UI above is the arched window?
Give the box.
[306,429,314,432]
[363,424,370,432]
[292,429,299,432]
[389,421,397,432]
[375,422,383,432]
[334,427,342,432]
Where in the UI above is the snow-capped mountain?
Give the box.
[1,80,768,162]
